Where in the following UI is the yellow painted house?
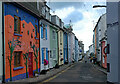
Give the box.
[58,30,64,65]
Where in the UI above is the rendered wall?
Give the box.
[0,1,3,83]
[107,2,119,83]
[4,3,40,82]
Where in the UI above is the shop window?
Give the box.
[14,51,22,67]
[14,15,21,34]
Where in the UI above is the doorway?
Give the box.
[28,52,33,77]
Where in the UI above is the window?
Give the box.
[42,6,45,16]
[14,16,21,34]
[14,52,22,67]
[43,48,46,59]
[49,51,52,58]
[43,24,46,39]
[35,25,39,38]
[52,30,55,40]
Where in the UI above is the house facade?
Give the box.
[4,3,40,82]
[63,30,68,64]
[40,20,50,71]
[68,33,72,63]
[71,33,75,62]
[49,25,58,68]
[58,30,64,65]
[0,1,3,83]
[75,36,78,62]
[107,2,120,83]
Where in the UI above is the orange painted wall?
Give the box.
[5,15,40,80]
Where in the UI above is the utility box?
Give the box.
[107,2,120,83]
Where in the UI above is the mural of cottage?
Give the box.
[4,2,40,82]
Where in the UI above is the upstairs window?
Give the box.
[14,51,22,67]
[60,31,62,44]
[14,16,21,34]
[52,30,55,40]
[41,23,47,40]
[43,25,46,39]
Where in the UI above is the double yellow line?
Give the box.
[40,64,74,84]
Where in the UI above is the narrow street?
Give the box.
[42,62,107,83]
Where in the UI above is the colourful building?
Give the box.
[40,20,50,71]
[49,25,58,68]
[4,3,40,82]
[58,30,64,65]
[71,33,75,62]
[63,30,68,64]
[75,36,79,62]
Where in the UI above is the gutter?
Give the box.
[2,2,5,83]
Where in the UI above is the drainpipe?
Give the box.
[67,33,68,63]
[2,2,5,83]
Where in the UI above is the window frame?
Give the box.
[43,24,46,39]
[14,15,21,34]
[14,51,22,68]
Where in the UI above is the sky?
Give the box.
[46,1,106,52]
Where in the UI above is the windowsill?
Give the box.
[13,66,24,71]
[35,37,39,40]
[14,33,22,37]
[43,38,46,40]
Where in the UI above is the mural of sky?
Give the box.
[47,1,106,52]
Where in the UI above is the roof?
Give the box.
[93,13,106,32]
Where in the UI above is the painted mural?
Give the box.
[4,3,40,82]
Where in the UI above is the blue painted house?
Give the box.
[63,29,68,64]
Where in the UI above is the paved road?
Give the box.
[42,62,107,83]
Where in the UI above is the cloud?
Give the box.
[48,1,106,51]
[47,2,84,10]
[50,7,75,19]
[63,10,83,24]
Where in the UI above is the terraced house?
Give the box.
[3,2,41,82]
[0,1,83,83]
[49,25,58,68]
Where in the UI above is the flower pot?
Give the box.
[35,73,39,77]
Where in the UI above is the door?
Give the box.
[28,52,33,77]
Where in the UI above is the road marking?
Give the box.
[40,64,74,83]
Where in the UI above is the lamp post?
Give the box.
[93,5,107,8]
